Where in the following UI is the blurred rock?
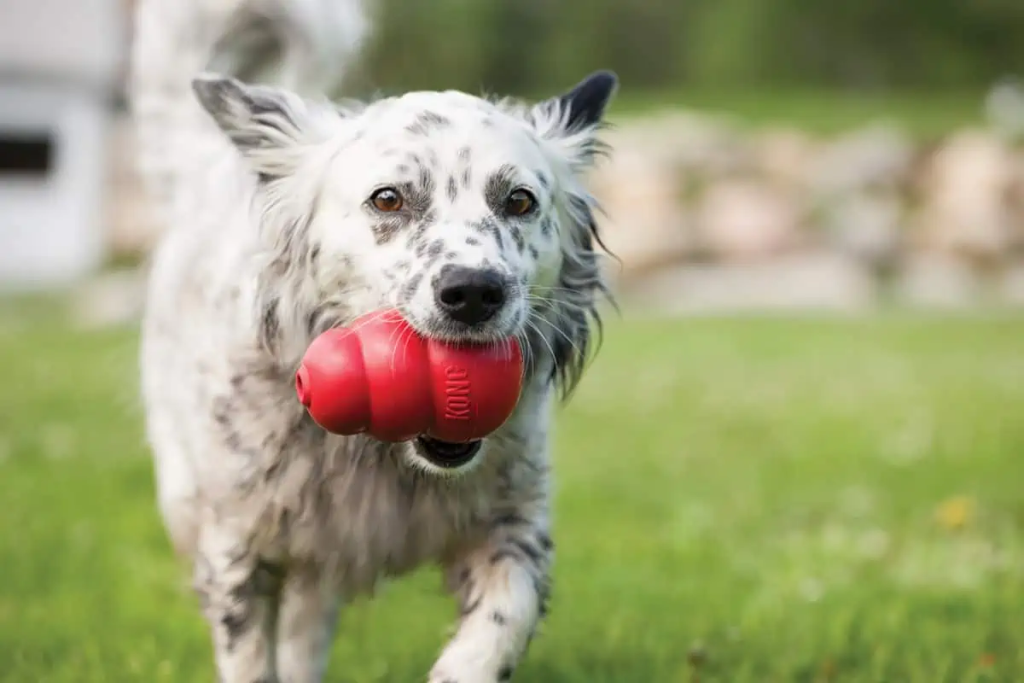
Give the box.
[618,251,875,314]
[808,123,914,197]
[894,253,983,309]
[590,141,692,280]
[692,178,803,262]
[752,127,819,189]
[985,76,1024,142]
[998,263,1024,306]
[821,191,904,269]
[914,129,1018,263]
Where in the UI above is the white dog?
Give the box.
[130,0,618,680]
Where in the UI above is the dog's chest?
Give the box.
[262,432,496,590]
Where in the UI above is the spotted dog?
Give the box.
[130,0,618,680]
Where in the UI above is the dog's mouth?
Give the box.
[414,435,483,469]
[400,304,527,346]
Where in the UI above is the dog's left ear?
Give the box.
[530,70,618,170]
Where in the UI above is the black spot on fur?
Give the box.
[489,548,518,565]
[484,164,518,216]
[400,271,425,303]
[471,218,503,249]
[498,665,514,681]
[512,538,543,565]
[461,594,482,616]
[416,167,436,204]
[258,302,279,349]
[529,245,540,260]
[447,175,458,202]
[371,216,407,245]
[406,110,451,135]
[493,512,530,528]
[461,167,472,189]
[540,218,553,237]
[491,611,507,626]
[510,226,526,252]
[537,172,550,189]
[408,209,437,246]
[466,236,481,246]
[218,559,283,651]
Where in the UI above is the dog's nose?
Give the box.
[434,265,508,326]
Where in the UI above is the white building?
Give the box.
[0,0,126,290]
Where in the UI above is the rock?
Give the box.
[913,128,1017,262]
[997,263,1024,306]
[692,178,803,262]
[752,127,819,190]
[821,191,905,268]
[589,142,693,281]
[618,251,876,314]
[893,253,983,309]
[985,76,1024,142]
[807,123,914,198]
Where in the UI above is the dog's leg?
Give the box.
[195,525,283,683]
[430,512,552,683]
[275,568,341,683]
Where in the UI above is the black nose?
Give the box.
[434,265,508,326]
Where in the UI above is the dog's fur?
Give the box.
[130,0,618,680]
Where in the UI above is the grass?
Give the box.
[1,308,1022,682]
[607,86,989,140]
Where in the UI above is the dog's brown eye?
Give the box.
[370,188,403,212]
[504,189,536,217]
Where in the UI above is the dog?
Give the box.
[129,0,618,680]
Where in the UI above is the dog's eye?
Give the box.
[370,188,403,212]
[504,189,536,217]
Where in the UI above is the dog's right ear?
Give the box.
[192,73,331,182]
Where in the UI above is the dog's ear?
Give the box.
[192,73,330,182]
[529,70,618,171]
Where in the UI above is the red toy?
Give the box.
[295,309,523,443]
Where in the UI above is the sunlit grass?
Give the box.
[0,309,1021,681]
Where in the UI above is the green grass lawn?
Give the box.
[1,309,1022,682]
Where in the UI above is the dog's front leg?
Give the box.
[275,567,342,683]
[194,524,283,683]
[430,511,553,683]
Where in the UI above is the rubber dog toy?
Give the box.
[295,309,523,443]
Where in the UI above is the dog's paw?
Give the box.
[428,656,515,683]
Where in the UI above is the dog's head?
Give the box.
[194,71,617,473]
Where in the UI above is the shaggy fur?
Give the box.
[130,0,618,680]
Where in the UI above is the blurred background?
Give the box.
[2,0,1024,680]
[5,0,1024,315]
